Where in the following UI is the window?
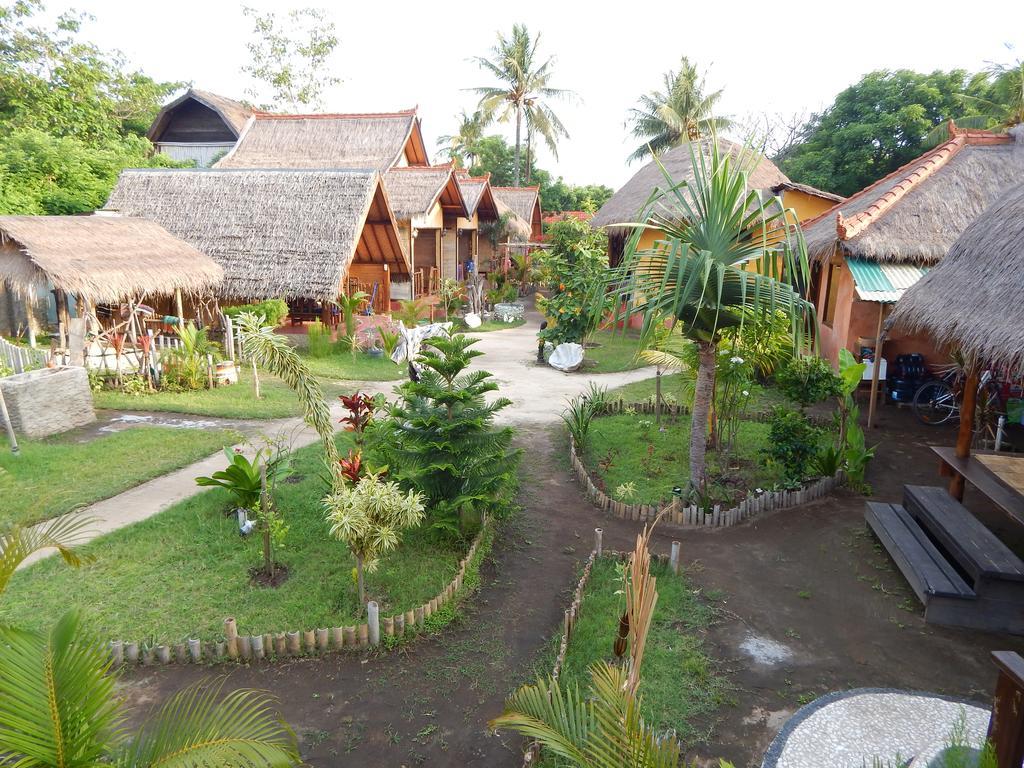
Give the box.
[822,264,842,327]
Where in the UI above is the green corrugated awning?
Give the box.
[846,258,928,303]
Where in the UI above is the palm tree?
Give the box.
[0,611,301,767]
[611,139,813,491]
[627,56,732,163]
[926,58,1024,146]
[0,515,94,595]
[472,24,572,185]
[436,110,485,168]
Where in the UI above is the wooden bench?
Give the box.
[933,446,1024,527]
[903,485,1024,592]
[865,502,975,604]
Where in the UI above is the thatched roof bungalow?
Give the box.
[147,88,253,168]
[888,179,1024,373]
[0,215,223,338]
[214,109,429,171]
[801,125,1023,365]
[591,138,840,267]
[105,169,407,309]
[491,186,543,241]
[454,172,531,274]
[383,165,469,291]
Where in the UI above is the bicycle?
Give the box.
[912,368,1003,428]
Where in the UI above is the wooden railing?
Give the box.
[0,337,50,374]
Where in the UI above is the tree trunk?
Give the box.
[525,128,532,184]
[514,104,522,186]
[690,342,717,491]
[356,555,365,607]
[262,526,273,577]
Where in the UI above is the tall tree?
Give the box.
[780,69,988,197]
[627,56,731,163]
[472,24,572,186]
[241,6,341,112]
[612,140,813,490]
[925,56,1024,145]
[436,109,485,168]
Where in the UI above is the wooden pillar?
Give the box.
[987,651,1024,768]
[867,302,886,429]
[174,288,184,322]
[0,385,19,455]
[950,365,980,501]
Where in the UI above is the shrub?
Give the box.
[775,356,842,407]
[536,217,610,346]
[306,321,332,358]
[763,407,821,482]
[223,299,289,327]
[561,383,609,448]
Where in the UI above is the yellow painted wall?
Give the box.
[781,189,837,223]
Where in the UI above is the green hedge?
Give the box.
[222,299,289,327]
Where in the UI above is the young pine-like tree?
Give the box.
[373,332,519,537]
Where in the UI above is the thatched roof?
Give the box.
[455,172,498,219]
[887,179,1024,371]
[770,181,844,203]
[591,138,790,232]
[802,128,1023,265]
[492,199,532,241]
[384,165,467,221]
[147,88,253,141]
[0,215,222,303]
[105,169,407,301]
[491,186,542,236]
[214,109,428,170]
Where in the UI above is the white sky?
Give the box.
[64,0,1024,188]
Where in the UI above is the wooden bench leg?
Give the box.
[988,651,1024,768]
[949,474,965,502]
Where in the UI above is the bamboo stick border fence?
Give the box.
[0,337,50,374]
[106,517,490,667]
[571,401,843,529]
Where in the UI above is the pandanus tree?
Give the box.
[611,139,814,492]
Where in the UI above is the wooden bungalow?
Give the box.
[0,215,222,344]
[453,172,498,276]
[147,89,253,168]
[591,138,840,267]
[214,108,429,171]
[383,165,469,298]
[802,125,1023,367]
[104,169,407,319]
[491,186,543,242]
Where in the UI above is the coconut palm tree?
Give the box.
[472,24,572,185]
[627,56,732,163]
[436,110,485,168]
[611,139,813,491]
[0,515,93,595]
[0,611,301,767]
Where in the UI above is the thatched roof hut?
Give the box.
[491,186,542,240]
[147,88,253,142]
[887,179,1024,372]
[384,165,468,221]
[214,109,429,171]
[455,172,499,220]
[0,215,222,303]
[105,169,407,301]
[591,138,789,234]
[803,128,1023,265]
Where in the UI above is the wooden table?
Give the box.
[933,445,1024,527]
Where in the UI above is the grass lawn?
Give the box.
[583,413,789,506]
[92,350,406,420]
[0,427,240,530]
[583,330,648,374]
[605,374,795,415]
[554,557,727,746]
[0,436,466,644]
[457,317,527,333]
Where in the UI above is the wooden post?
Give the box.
[867,303,886,429]
[670,541,681,575]
[950,366,980,501]
[0,385,19,456]
[224,618,239,660]
[224,315,235,362]
[174,288,184,322]
[367,601,380,646]
[987,651,1024,768]
[206,353,214,389]
[655,368,662,428]
[594,528,603,557]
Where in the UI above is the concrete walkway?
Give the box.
[20,306,655,568]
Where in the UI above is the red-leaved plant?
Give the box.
[339,392,376,446]
[338,449,363,484]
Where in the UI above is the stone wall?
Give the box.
[0,366,95,439]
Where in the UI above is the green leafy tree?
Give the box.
[472,24,572,185]
[627,56,732,163]
[612,140,813,491]
[436,109,485,168]
[780,69,989,196]
[370,332,519,537]
[925,57,1024,145]
[468,134,517,185]
[241,5,341,111]
[536,216,609,345]
[0,612,301,767]
[324,472,425,606]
